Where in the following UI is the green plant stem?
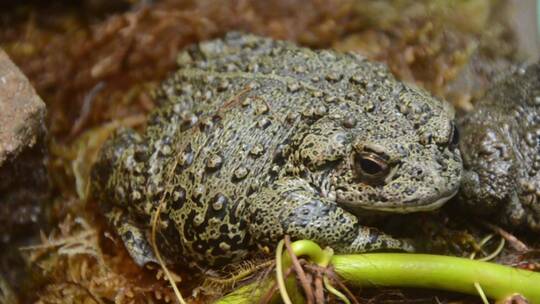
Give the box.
[215,240,540,303]
[279,240,334,304]
[216,240,331,304]
[275,239,294,304]
[332,253,540,302]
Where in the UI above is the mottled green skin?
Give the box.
[91,33,462,267]
[459,63,540,232]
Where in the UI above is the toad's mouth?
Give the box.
[335,189,459,214]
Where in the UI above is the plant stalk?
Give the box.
[215,241,540,303]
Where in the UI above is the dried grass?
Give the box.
[22,215,183,303]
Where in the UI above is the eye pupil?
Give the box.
[359,158,383,175]
[354,152,390,184]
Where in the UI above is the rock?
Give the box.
[0,48,49,244]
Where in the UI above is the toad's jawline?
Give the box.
[340,189,458,214]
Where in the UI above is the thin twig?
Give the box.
[220,85,252,112]
[478,238,505,262]
[314,274,325,304]
[70,81,106,138]
[482,221,528,252]
[259,281,279,304]
[284,235,314,304]
[259,267,294,304]
[151,201,186,304]
[326,269,360,304]
[323,276,350,304]
[306,264,326,304]
[469,234,494,259]
[150,160,186,304]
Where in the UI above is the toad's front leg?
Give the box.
[247,178,413,253]
[106,207,158,266]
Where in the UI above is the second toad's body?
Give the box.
[459,63,540,232]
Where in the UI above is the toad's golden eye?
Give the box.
[354,152,390,185]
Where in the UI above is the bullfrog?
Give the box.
[91,33,462,267]
[458,63,540,232]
